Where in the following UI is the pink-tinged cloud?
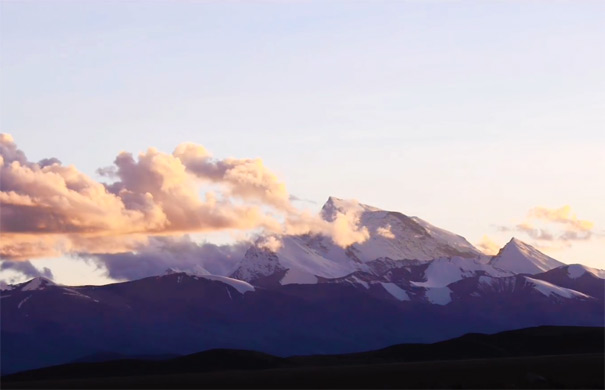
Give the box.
[173,143,291,210]
[283,208,370,248]
[528,205,594,233]
[514,222,555,241]
[476,235,501,255]
[490,206,596,253]
[0,134,369,260]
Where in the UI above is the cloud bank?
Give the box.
[0,134,369,260]
[0,260,54,281]
[88,236,248,281]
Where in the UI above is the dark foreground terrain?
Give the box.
[2,326,604,389]
[4,260,604,375]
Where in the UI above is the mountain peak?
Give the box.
[21,277,56,291]
[490,238,564,275]
[504,237,538,252]
[163,268,180,275]
[502,237,538,251]
[325,195,342,204]
[508,237,527,246]
[321,196,380,221]
[322,196,357,211]
[563,264,605,279]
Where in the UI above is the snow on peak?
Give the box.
[524,277,591,300]
[322,197,481,262]
[21,277,56,291]
[380,282,410,301]
[195,275,255,294]
[157,271,255,293]
[411,217,483,258]
[411,257,511,288]
[280,268,318,285]
[565,264,605,279]
[321,196,380,221]
[424,286,452,305]
[489,238,564,275]
[232,198,483,284]
[160,267,211,278]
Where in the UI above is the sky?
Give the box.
[1,0,604,285]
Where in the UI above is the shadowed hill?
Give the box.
[3,326,603,389]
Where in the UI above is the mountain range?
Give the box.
[1,197,603,375]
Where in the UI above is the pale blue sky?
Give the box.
[1,1,604,283]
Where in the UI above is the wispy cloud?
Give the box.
[0,260,54,283]
[528,205,593,237]
[514,222,555,241]
[476,235,501,255]
[376,224,395,239]
[491,205,596,252]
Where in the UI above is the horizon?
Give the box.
[1,1,604,286]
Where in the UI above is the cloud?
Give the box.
[492,205,596,251]
[376,224,395,239]
[328,211,371,247]
[257,236,283,252]
[89,236,248,281]
[524,205,594,242]
[0,234,71,260]
[514,222,554,241]
[1,134,369,260]
[476,235,501,255]
[289,195,317,205]
[38,158,62,168]
[173,143,291,210]
[0,260,54,283]
[100,146,278,233]
[530,241,573,253]
[0,134,27,165]
[283,208,370,248]
[558,230,591,241]
[528,205,594,233]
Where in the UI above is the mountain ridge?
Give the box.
[3,326,603,389]
[2,259,603,374]
[489,237,565,274]
[1,198,603,376]
[231,197,485,285]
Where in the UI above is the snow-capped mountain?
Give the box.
[160,267,255,293]
[321,197,481,260]
[408,257,511,288]
[232,197,483,285]
[530,264,605,298]
[558,263,605,279]
[451,273,594,302]
[315,255,600,307]
[313,256,513,304]
[15,276,56,291]
[2,197,603,376]
[2,262,603,375]
[489,238,564,275]
[0,276,57,292]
